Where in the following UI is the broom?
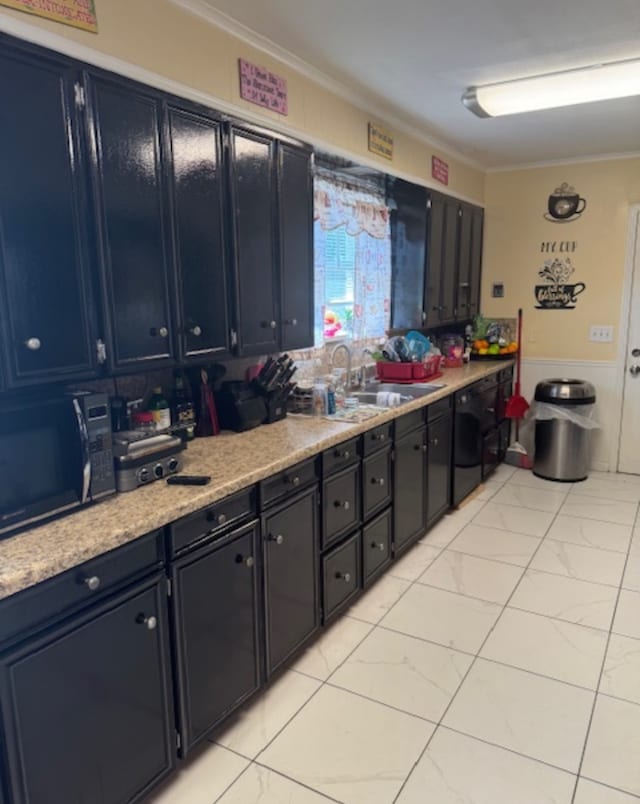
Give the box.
[505,308,532,468]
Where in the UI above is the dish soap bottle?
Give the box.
[148,387,171,431]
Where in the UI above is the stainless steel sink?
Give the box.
[351,381,446,406]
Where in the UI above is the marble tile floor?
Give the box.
[148,466,640,804]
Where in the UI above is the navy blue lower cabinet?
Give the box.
[263,486,320,676]
[0,576,175,804]
[170,520,262,754]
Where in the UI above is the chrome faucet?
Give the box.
[330,343,353,390]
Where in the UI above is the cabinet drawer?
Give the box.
[362,422,393,457]
[394,408,424,437]
[363,508,392,585]
[427,396,451,422]
[260,457,318,508]
[169,487,257,556]
[498,366,514,383]
[322,464,361,549]
[322,532,361,621]
[322,437,360,476]
[362,448,392,521]
[0,530,164,647]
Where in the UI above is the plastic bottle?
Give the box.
[148,387,171,431]
[327,378,336,415]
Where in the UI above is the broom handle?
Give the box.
[515,307,523,397]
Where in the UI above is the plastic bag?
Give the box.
[528,402,600,430]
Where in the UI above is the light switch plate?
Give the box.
[589,325,614,343]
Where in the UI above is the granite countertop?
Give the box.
[0,360,513,601]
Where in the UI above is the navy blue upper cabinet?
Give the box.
[0,41,97,387]
[87,74,176,372]
[278,142,314,351]
[228,124,279,356]
[165,103,230,361]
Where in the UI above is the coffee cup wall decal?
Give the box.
[544,182,587,223]
[534,258,587,309]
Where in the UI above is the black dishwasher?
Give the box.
[452,384,484,506]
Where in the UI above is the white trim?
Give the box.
[487,149,640,173]
[613,204,640,472]
[169,0,486,172]
[0,10,484,205]
[520,357,616,369]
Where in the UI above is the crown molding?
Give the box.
[487,149,640,173]
[170,0,486,172]
[0,10,484,205]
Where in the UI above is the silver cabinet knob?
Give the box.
[335,449,350,459]
[25,337,41,351]
[83,575,101,591]
[287,475,301,487]
[414,443,427,452]
[334,500,350,510]
[262,320,277,329]
[217,514,227,526]
[335,571,352,583]
[373,433,386,442]
[150,326,169,338]
[371,477,385,486]
[189,325,202,336]
[285,318,298,326]
[270,533,285,545]
[630,365,640,376]
[430,438,439,447]
[244,556,255,568]
[137,614,157,631]
[371,542,386,552]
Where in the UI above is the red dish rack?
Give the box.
[376,355,442,383]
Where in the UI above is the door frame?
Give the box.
[613,203,640,472]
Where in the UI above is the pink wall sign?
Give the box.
[431,155,449,186]
[239,59,288,116]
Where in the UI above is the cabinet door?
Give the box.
[469,206,484,318]
[263,487,319,675]
[424,192,445,327]
[456,203,473,320]
[172,522,261,753]
[0,578,174,804]
[88,74,175,371]
[362,447,392,521]
[390,180,428,330]
[323,464,361,549]
[167,104,230,361]
[228,125,278,355]
[393,426,427,554]
[0,45,96,387]
[439,197,460,324]
[427,414,452,526]
[278,142,314,350]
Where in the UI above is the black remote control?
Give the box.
[166,475,211,486]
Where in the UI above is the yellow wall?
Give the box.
[482,158,640,360]
[0,0,484,201]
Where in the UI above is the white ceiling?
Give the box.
[194,0,640,168]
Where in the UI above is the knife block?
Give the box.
[264,395,288,424]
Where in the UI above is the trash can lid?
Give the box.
[535,378,596,405]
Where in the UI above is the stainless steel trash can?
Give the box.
[533,379,596,482]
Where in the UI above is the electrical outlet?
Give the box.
[492,282,504,298]
[589,325,614,343]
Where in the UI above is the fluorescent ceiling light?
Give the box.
[462,58,640,117]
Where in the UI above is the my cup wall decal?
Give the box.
[534,258,587,309]
[544,182,587,223]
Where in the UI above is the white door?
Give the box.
[618,207,640,474]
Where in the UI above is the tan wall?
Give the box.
[0,0,485,202]
[482,158,640,360]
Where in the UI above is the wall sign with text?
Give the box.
[431,156,449,186]
[535,257,586,309]
[368,123,393,160]
[0,0,97,32]
[239,59,288,116]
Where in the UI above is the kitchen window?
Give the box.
[313,172,391,345]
